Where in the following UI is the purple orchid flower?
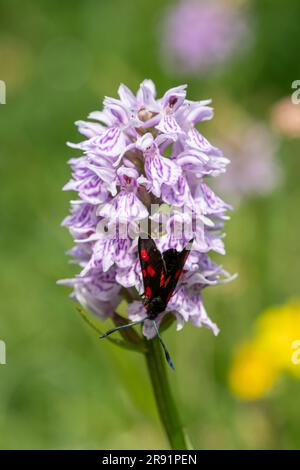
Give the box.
[60,80,233,338]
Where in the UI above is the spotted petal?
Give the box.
[156,114,183,135]
[187,128,222,156]
[145,153,182,197]
[161,175,194,208]
[82,127,126,158]
[98,192,148,221]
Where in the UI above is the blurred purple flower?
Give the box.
[160,0,248,75]
[59,80,233,338]
[216,122,281,203]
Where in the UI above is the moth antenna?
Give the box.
[152,320,175,370]
[99,319,145,339]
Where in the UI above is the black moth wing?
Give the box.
[160,241,193,306]
[138,237,165,303]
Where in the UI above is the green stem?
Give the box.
[145,337,191,450]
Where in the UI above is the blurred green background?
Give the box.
[1,0,300,449]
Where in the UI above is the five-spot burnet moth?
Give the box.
[100,236,193,369]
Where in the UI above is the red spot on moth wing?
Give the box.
[145,287,152,298]
[160,271,165,287]
[147,266,156,277]
[174,268,182,280]
[140,249,149,261]
[142,269,147,278]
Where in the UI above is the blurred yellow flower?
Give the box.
[256,301,300,375]
[229,340,278,400]
[229,300,300,400]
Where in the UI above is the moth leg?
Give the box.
[152,320,175,370]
